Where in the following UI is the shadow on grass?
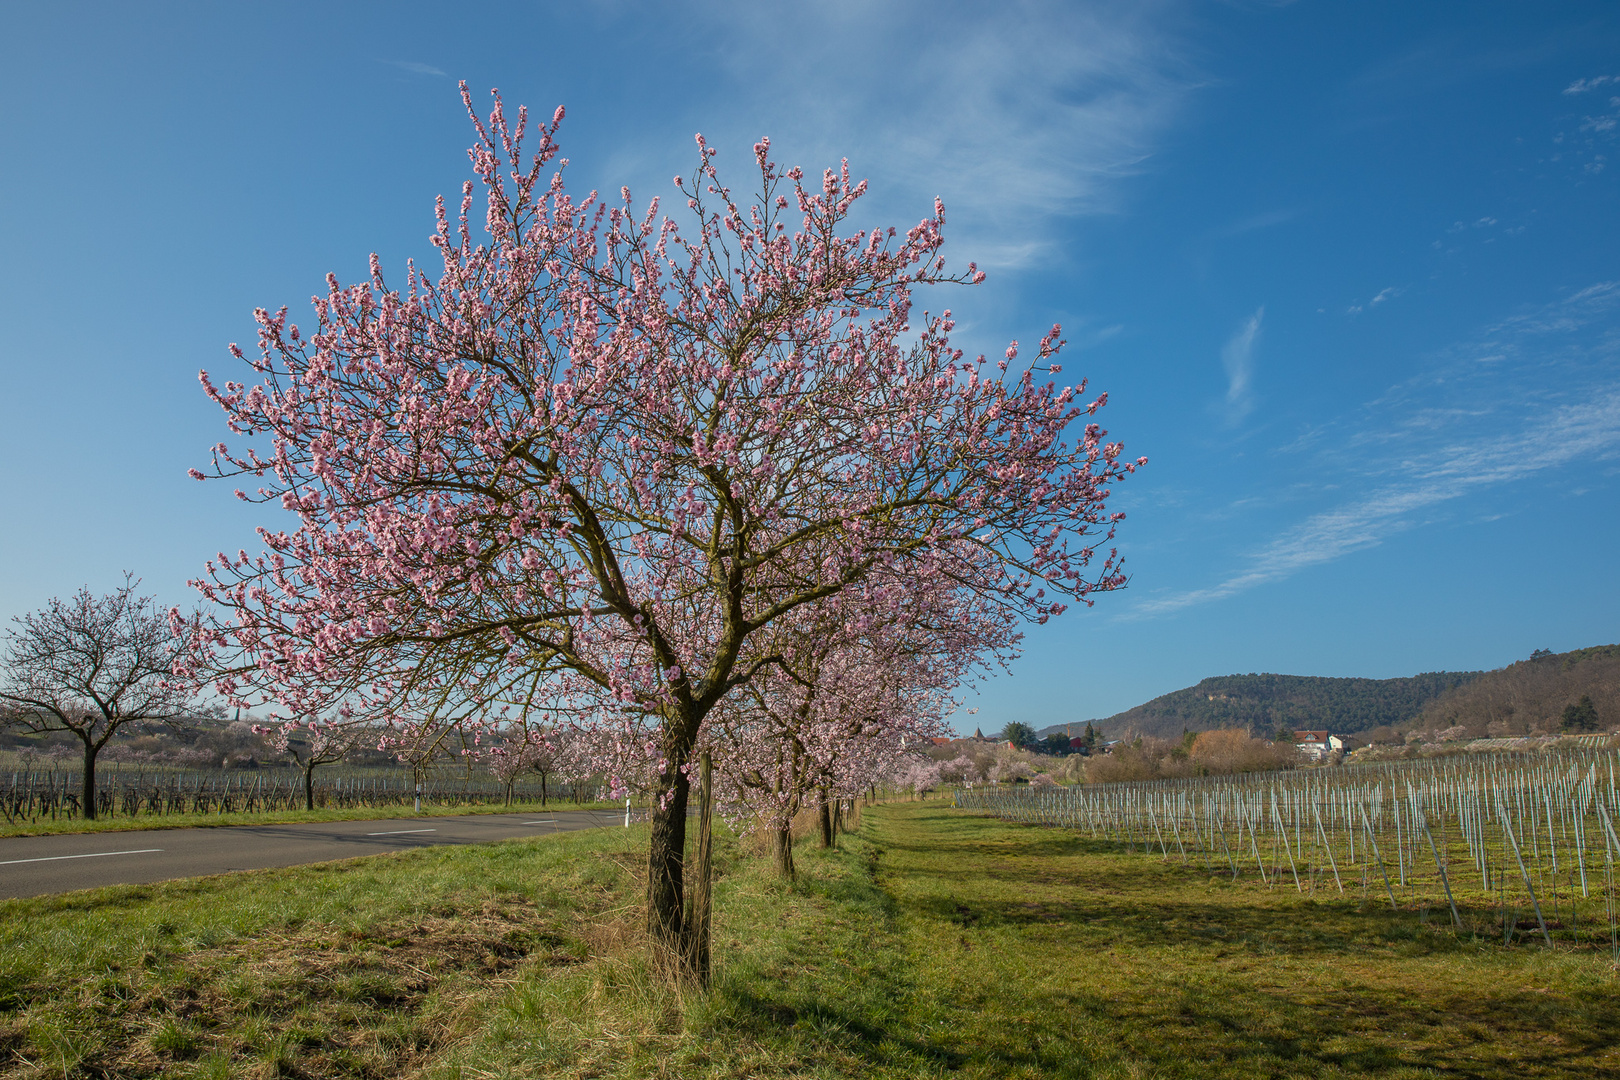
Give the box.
[709,804,1620,1079]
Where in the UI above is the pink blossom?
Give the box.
[183,83,1142,953]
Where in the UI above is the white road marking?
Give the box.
[0,848,164,866]
[365,828,438,836]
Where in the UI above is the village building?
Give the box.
[1292,729,1344,761]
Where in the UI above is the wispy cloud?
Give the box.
[1135,282,1620,615]
[1137,389,1620,614]
[382,60,446,77]
[1551,77,1619,176]
[1347,286,1399,314]
[1206,208,1299,240]
[1220,307,1263,423]
[676,1,1194,270]
[1565,75,1618,94]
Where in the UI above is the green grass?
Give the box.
[3,802,1618,1078]
[0,818,652,1078]
[837,805,1620,1078]
[0,798,626,838]
[448,802,1620,1079]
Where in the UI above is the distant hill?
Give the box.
[1038,644,1620,744]
[1412,645,1619,737]
[1037,670,1483,742]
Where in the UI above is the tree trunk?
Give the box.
[304,763,316,811]
[818,796,834,849]
[81,739,98,821]
[646,759,692,975]
[684,752,713,984]
[539,772,547,808]
[772,823,795,879]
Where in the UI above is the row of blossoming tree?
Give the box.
[176,85,1144,982]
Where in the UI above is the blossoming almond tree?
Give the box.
[484,721,564,806]
[2,576,192,820]
[707,576,1007,876]
[256,715,378,811]
[183,85,1143,978]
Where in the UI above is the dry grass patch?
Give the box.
[0,829,651,1079]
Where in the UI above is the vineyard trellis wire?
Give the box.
[1,764,596,825]
[955,749,1620,954]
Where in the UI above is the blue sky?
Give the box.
[1,1,1616,734]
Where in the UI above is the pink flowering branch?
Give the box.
[184,85,1144,963]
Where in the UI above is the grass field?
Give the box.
[0,799,627,839]
[3,801,1617,1077]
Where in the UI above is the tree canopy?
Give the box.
[183,86,1143,977]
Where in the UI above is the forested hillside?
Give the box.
[1037,644,1620,744]
[1040,671,1482,742]
[1412,645,1619,737]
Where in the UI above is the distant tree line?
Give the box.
[923,726,1296,786]
[998,721,1100,756]
[1084,729,1301,783]
[1410,645,1617,740]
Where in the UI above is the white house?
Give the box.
[1292,729,1343,761]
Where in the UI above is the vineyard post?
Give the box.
[1392,798,1406,888]
[1498,806,1553,946]
[1167,805,1188,864]
[1243,802,1268,885]
[1420,816,1462,929]
[1595,802,1620,960]
[1273,800,1301,892]
[1216,807,1239,879]
[1312,802,1343,893]
[1357,802,1399,912]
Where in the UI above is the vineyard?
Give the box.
[0,764,586,825]
[956,749,1620,952]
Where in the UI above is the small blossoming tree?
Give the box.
[2,576,192,820]
[256,716,378,811]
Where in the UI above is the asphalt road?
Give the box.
[0,809,626,900]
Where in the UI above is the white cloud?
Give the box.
[675,0,1194,270]
[1220,307,1263,423]
[1582,112,1618,135]
[1565,75,1618,95]
[1134,283,1620,616]
[382,60,446,76]
[1348,286,1399,315]
[1206,208,1299,240]
[1136,391,1620,615]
